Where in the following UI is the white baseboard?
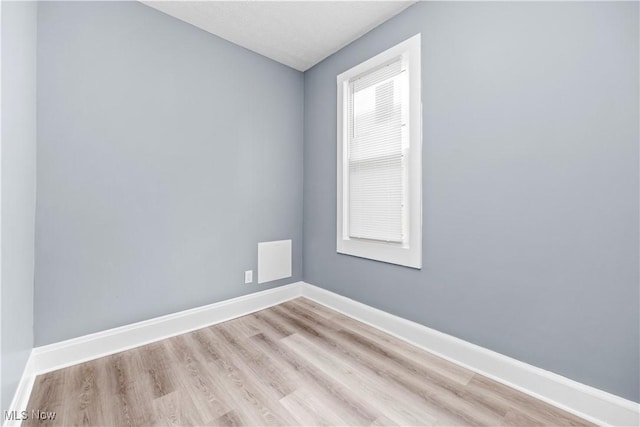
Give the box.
[301,282,639,427]
[4,352,37,427]
[31,282,303,374]
[7,280,638,427]
[4,281,303,427]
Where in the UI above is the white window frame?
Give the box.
[336,34,422,269]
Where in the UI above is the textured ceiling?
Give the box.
[142,1,416,71]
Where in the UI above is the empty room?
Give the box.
[1,0,638,426]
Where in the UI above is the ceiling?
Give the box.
[142,1,416,71]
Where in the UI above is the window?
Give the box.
[336,34,422,269]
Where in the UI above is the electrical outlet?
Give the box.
[244,270,253,284]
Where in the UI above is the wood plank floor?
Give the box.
[24,298,593,426]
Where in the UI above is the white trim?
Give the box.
[6,281,638,427]
[4,283,302,426]
[336,34,422,269]
[30,282,302,375]
[301,282,640,427]
[4,353,36,427]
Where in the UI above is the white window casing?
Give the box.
[336,34,422,269]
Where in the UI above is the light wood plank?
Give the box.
[24,297,594,427]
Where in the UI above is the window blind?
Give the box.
[347,58,406,243]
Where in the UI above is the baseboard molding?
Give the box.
[301,282,640,427]
[31,282,303,375]
[7,280,638,427]
[5,282,303,426]
[4,352,37,427]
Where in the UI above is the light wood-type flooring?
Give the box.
[24,298,593,426]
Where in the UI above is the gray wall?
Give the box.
[1,0,37,411]
[35,1,303,345]
[303,1,639,402]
